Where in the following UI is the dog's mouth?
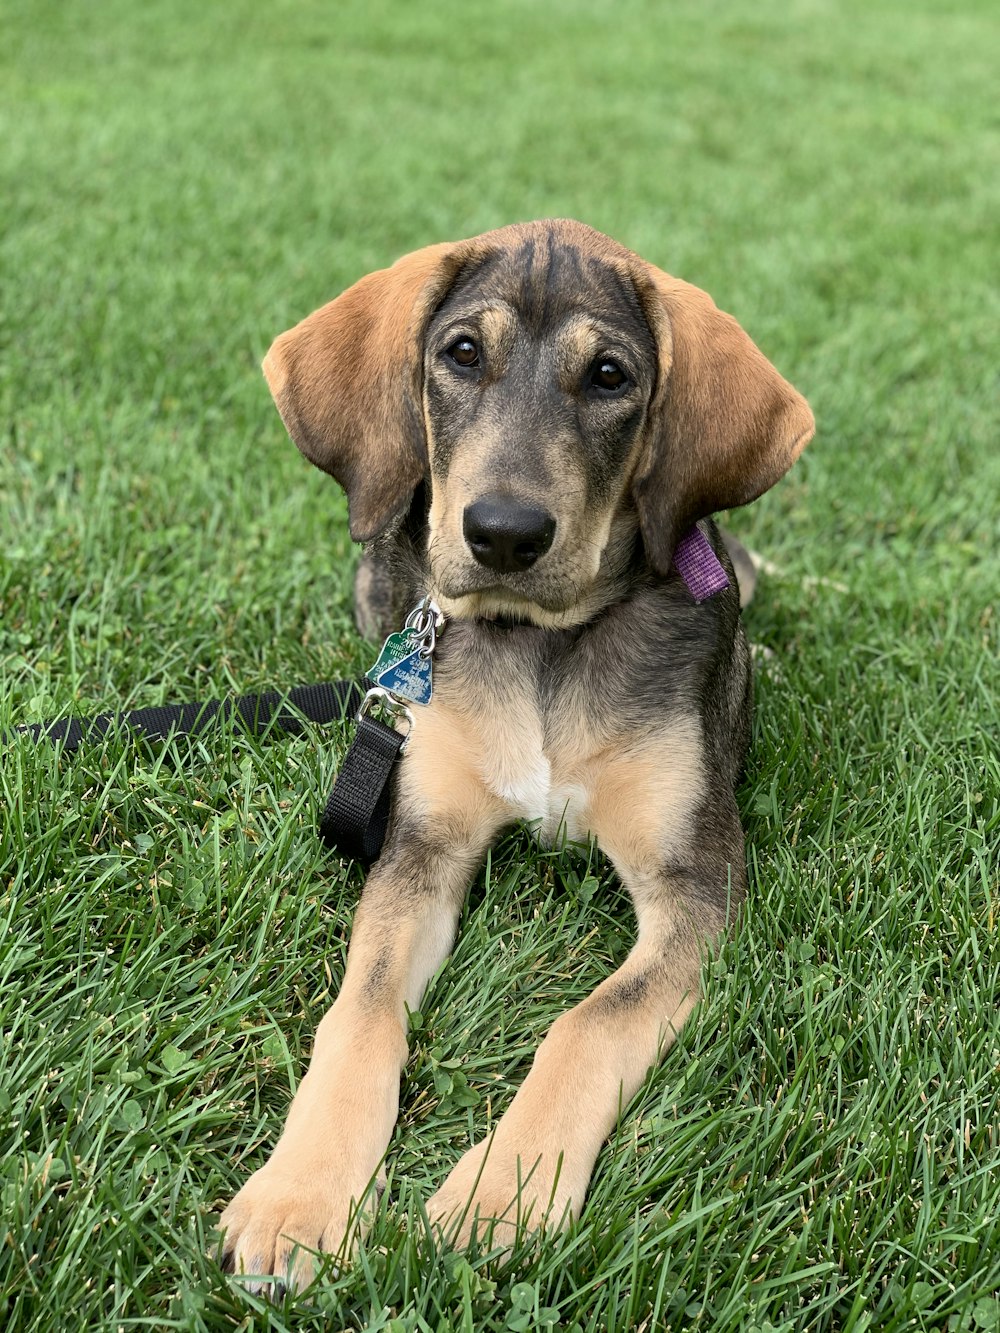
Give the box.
[438,568,574,609]
[435,587,589,630]
[430,564,616,630]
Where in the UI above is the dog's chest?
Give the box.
[433,621,622,842]
[470,683,594,844]
[486,734,588,843]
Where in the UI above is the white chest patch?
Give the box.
[493,751,552,820]
[484,736,590,845]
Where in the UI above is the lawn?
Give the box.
[1,0,998,1329]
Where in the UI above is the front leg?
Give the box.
[427,896,719,1245]
[218,731,505,1291]
[429,747,746,1247]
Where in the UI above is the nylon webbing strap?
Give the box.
[12,679,368,752]
[318,714,405,865]
[10,675,402,865]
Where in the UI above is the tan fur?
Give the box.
[475,302,520,360]
[426,427,507,572]
[398,698,508,847]
[633,267,814,573]
[585,723,705,877]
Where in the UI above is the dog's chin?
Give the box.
[428,537,628,628]
[434,591,577,629]
[432,578,605,631]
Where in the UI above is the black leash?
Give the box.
[11,677,403,866]
[10,597,450,867]
[317,712,406,863]
[14,679,368,750]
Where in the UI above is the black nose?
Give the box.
[462,495,557,573]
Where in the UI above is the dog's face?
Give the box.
[422,239,658,624]
[263,220,814,626]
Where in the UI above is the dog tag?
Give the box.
[373,650,433,706]
[368,629,434,706]
[368,629,423,681]
[366,597,443,709]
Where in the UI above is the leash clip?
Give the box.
[319,595,445,863]
[356,686,416,752]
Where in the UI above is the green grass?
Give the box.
[2,0,998,1328]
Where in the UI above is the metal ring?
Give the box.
[405,596,444,637]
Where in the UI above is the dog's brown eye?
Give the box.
[447,337,480,368]
[590,359,628,393]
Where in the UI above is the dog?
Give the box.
[218,219,814,1290]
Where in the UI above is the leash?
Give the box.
[12,675,399,867]
[319,596,444,862]
[10,598,446,869]
[10,529,726,866]
[13,679,368,751]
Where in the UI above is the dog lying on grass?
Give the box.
[218,219,813,1291]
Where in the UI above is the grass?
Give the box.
[1,0,998,1328]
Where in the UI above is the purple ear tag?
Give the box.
[673,527,730,602]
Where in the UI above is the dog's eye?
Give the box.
[446,337,480,368]
[589,359,629,393]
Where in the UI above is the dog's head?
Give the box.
[264,220,814,626]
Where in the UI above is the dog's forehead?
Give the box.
[437,229,651,340]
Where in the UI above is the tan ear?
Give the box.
[632,265,815,575]
[263,242,462,542]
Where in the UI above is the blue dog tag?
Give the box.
[374,650,433,706]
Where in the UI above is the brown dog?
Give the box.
[218,220,813,1290]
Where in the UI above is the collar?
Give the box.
[673,526,730,602]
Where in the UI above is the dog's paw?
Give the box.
[217,1157,381,1294]
[427,1134,578,1250]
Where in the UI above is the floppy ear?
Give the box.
[263,242,462,542]
[631,265,815,575]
